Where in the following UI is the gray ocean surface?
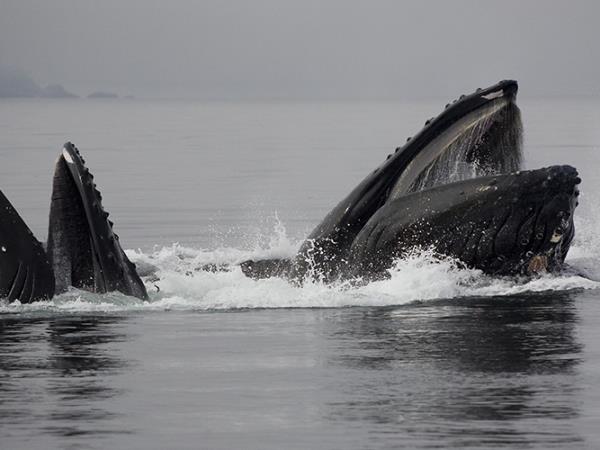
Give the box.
[1,97,600,449]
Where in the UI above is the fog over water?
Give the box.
[1,0,599,99]
[2,2,600,449]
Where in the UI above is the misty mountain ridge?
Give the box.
[0,65,77,98]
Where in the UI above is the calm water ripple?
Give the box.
[2,291,600,449]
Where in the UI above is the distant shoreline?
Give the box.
[0,65,129,99]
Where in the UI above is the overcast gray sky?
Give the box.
[1,0,599,99]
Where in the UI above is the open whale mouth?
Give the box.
[387,79,522,199]
[46,142,147,299]
[274,80,528,283]
[0,143,147,303]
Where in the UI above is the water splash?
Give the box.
[2,213,598,315]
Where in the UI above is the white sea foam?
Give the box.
[2,217,599,314]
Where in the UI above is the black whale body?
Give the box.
[0,143,147,303]
[241,80,579,282]
[0,191,56,302]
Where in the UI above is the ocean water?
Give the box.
[1,97,600,449]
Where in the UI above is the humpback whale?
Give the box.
[0,143,147,303]
[241,80,579,282]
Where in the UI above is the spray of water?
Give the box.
[1,207,598,314]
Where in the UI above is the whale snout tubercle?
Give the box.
[527,255,548,275]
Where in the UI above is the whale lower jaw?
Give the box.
[346,166,580,281]
[0,192,55,303]
[0,143,148,304]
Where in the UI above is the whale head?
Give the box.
[295,80,523,281]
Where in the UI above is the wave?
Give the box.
[2,214,599,314]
